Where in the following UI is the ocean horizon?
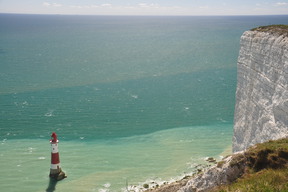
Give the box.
[1,14,288,191]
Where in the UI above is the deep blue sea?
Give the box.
[1,14,288,192]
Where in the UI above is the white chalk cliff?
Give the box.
[233,28,288,152]
[177,26,288,192]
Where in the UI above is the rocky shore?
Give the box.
[142,138,288,192]
[126,162,214,192]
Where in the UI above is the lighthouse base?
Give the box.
[49,168,67,181]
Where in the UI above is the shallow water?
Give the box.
[1,124,232,192]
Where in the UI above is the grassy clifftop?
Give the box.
[251,25,288,37]
[213,138,288,192]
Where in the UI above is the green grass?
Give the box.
[251,25,288,37]
[216,168,288,192]
[245,138,288,171]
[213,138,288,192]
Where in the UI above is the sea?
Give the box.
[1,14,288,192]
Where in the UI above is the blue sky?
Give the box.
[0,0,288,15]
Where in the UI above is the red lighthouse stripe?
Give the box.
[51,153,60,164]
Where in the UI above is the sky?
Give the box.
[0,0,288,15]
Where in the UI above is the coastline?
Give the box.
[143,138,288,192]
[127,145,233,192]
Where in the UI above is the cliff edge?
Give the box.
[233,25,288,152]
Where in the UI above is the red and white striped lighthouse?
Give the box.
[49,132,66,180]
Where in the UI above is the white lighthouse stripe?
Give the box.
[51,163,61,169]
[51,143,59,153]
[51,148,59,153]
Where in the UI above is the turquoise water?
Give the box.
[1,14,288,191]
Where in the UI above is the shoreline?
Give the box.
[126,146,232,192]
[127,164,212,192]
[144,138,288,192]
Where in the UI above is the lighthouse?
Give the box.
[49,132,66,181]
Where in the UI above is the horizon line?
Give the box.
[1,12,288,17]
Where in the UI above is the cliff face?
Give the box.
[233,28,288,152]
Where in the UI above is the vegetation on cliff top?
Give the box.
[251,25,288,37]
[213,138,288,192]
